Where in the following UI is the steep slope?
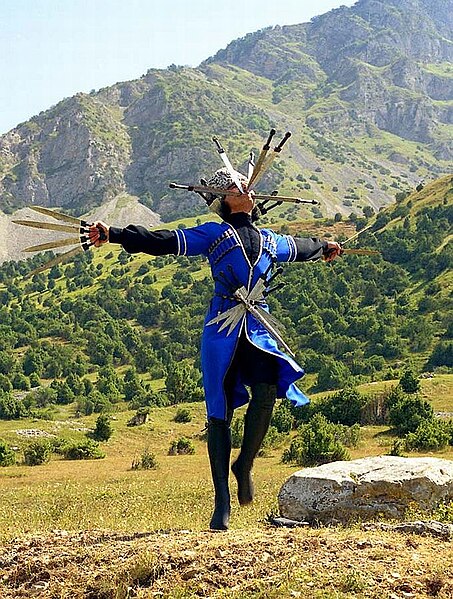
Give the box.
[0,0,450,234]
[204,0,452,151]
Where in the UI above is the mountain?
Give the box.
[0,0,451,242]
[204,0,452,151]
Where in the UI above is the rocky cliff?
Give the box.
[0,0,451,229]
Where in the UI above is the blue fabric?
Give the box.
[174,222,309,420]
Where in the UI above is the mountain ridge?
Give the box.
[0,0,451,253]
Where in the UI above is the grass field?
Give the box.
[1,376,452,541]
[1,376,453,597]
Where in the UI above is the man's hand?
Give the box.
[89,221,109,247]
[323,241,342,262]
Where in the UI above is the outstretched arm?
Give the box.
[294,238,342,262]
[273,231,342,263]
[89,221,216,257]
[89,222,178,256]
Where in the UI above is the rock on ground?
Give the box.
[278,456,453,524]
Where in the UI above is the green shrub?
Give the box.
[24,440,52,466]
[50,380,75,405]
[231,416,244,449]
[11,373,30,391]
[30,406,56,421]
[173,407,192,423]
[0,374,12,392]
[165,361,203,404]
[0,439,16,466]
[399,368,420,393]
[387,390,434,435]
[388,438,406,456]
[168,437,195,455]
[271,401,295,433]
[282,414,350,466]
[49,437,69,455]
[335,422,361,448]
[428,340,453,368]
[405,419,451,451]
[316,360,351,391]
[260,425,284,453]
[77,392,113,416]
[318,388,367,426]
[28,387,57,408]
[29,373,41,387]
[91,414,113,441]
[131,448,158,470]
[0,392,28,419]
[63,439,105,460]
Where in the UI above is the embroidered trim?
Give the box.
[286,235,297,262]
[175,229,187,256]
[208,229,240,265]
[261,231,277,261]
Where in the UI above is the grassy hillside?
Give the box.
[0,374,452,597]
[0,176,452,598]
[0,375,452,537]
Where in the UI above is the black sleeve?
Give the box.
[294,237,328,262]
[109,225,178,256]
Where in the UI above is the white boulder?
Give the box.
[278,456,453,524]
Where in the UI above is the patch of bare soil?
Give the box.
[1,527,452,598]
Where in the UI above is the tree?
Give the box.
[22,349,43,377]
[316,360,351,391]
[428,341,453,368]
[0,374,12,393]
[318,388,367,426]
[0,392,28,419]
[0,351,16,375]
[91,414,113,442]
[123,367,146,402]
[362,205,375,219]
[50,380,75,405]
[388,392,433,435]
[165,361,203,404]
[271,401,295,433]
[96,365,123,403]
[399,369,420,394]
[11,373,30,391]
[66,373,84,396]
[29,386,58,408]
[29,373,41,388]
[282,414,350,466]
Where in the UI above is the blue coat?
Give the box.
[174,221,309,420]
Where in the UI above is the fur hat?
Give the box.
[204,168,248,217]
[206,168,248,192]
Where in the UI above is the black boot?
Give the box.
[232,383,277,506]
[207,418,231,530]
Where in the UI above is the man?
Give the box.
[89,168,341,530]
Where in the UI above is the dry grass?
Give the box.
[1,377,453,537]
[1,526,453,598]
[0,376,452,597]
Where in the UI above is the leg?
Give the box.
[207,414,232,530]
[232,383,277,505]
